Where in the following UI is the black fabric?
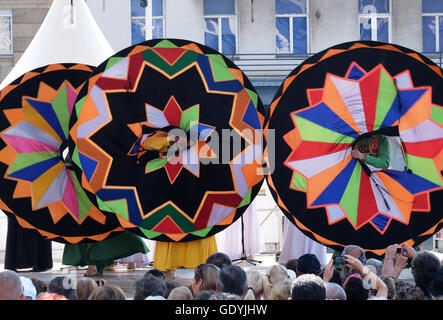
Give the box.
[4,216,52,271]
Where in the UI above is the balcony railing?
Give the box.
[227,52,443,84]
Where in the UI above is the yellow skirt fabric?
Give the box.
[153,236,218,272]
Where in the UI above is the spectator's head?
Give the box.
[291,274,326,300]
[428,267,443,300]
[48,276,76,300]
[167,286,193,300]
[411,251,440,296]
[0,270,24,300]
[296,254,321,276]
[285,259,298,273]
[245,270,263,300]
[36,292,68,300]
[342,245,366,264]
[192,263,219,297]
[365,258,383,276]
[343,273,369,300]
[20,276,37,300]
[31,278,47,296]
[216,265,247,297]
[165,279,180,298]
[263,264,289,300]
[340,245,366,280]
[144,268,166,280]
[325,282,347,300]
[134,274,167,300]
[268,264,289,284]
[193,290,215,300]
[206,252,232,269]
[270,279,293,300]
[209,292,242,300]
[88,285,126,300]
[395,280,425,300]
[76,278,98,300]
[380,276,396,300]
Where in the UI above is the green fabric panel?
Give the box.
[191,226,213,238]
[104,57,125,71]
[237,189,252,208]
[145,157,168,173]
[339,164,362,226]
[8,152,59,175]
[139,227,163,239]
[291,171,307,191]
[143,49,198,76]
[431,105,443,125]
[245,88,259,109]
[153,39,179,48]
[70,171,92,221]
[72,146,81,168]
[75,96,86,118]
[294,115,355,144]
[51,85,69,138]
[141,204,195,232]
[374,69,397,131]
[406,154,443,187]
[97,197,129,221]
[206,54,236,81]
[180,105,199,132]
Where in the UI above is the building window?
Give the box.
[131,0,164,45]
[275,0,308,54]
[0,10,12,55]
[422,0,443,52]
[204,0,237,55]
[358,0,391,43]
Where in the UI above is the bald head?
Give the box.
[325,282,347,300]
[0,270,23,300]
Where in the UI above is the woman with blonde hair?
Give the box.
[262,264,289,300]
[244,270,263,300]
[270,279,293,300]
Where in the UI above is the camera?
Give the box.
[333,256,347,265]
[140,0,147,8]
[396,247,402,254]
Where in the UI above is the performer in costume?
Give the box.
[351,134,390,169]
[62,231,149,276]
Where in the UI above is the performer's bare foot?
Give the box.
[84,265,102,277]
[103,264,116,272]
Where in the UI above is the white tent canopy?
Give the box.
[0,0,115,90]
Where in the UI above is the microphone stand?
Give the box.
[232,215,261,266]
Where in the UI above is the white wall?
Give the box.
[86,0,131,53]
[392,0,421,52]
[238,0,276,53]
[309,0,359,53]
[164,0,205,43]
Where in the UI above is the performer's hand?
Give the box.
[351,149,365,161]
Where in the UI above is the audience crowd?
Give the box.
[0,243,442,300]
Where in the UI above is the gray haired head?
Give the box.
[0,270,23,300]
